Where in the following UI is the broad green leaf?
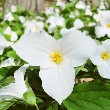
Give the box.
[75,65,88,75]
[0,100,14,110]
[23,90,36,105]
[46,102,58,110]
[54,27,61,40]
[0,76,14,88]
[36,97,43,104]
[0,68,9,80]
[63,80,110,110]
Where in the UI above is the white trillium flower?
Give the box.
[95,11,110,38]
[19,16,26,23]
[11,5,17,13]
[4,26,18,42]
[60,19,84,36]
[0,34,12,55]
[45,7,54,15]
[36,16,45,21]
[56,0,65,10]
[24,20,44,34]
[74,19,84,29]
[4,12,14,21]
[91,39,110,79]
[47,16,65,33]
[0,65,28,100]
[85,8,93,16]
[55,8,60,15]
[12,30,96,104]
[93,14,100,22]
[69,12,75,18]
[75,1,86,9]
[88,22,96,27]
[0,57,15,68]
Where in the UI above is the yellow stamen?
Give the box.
[101,52,110,60]
[107,24,110,28]
[50,52,63,64]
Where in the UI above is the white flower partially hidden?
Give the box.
[4,12,14,21]
[45,7,54,15]
[0,65,28,100]
[47,16,65,33]
[73,19,84,29]
[4,26,18,42]
[60,19,84,36]
[11,5,17,13]
[24,20,44,34]
[56,0,65,10]
[95,11,110,38]
[19,16,26,23]
[69,12,75,18]
[0,57,15,68]
[12,30,96,104]
[85,7,93,16]
[0,34,12,55]
[75,1,86,9]
[91,40,110,79]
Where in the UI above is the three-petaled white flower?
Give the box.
[0,34,12,55]
[56,0,65,10]
[4,12,14,21]
[4,26,18,42]
[0,65,28,100]
[95,11,110,38]
[91,39,110,79]
[46,15,65,33]
[24,20,44,34]
[60,19,84,36]
[12,30,96,104]
[11,5,17,13]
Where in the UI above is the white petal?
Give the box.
[0,65,29,101]
[0,34,12,55]
[74,19,84,29]
[95,26,107,38]
[48,25,56,33]
[102,39,110,52]
[0,34,12,47]
[12,32,59,68]
[60,30,96,67]
[11,32,18,41]
[90,45,107,66]
[39,59,75,104]
[60,28,69,36]
[99,11,110,26]
[98,64,110,79]
[0,57,15,68]
[14,64,29,86]
[0,83,24,100]
[0,46,5,55]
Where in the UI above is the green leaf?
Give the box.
[46,102,58,110]
[0,76,14,88]
[23,90,36,105]
[54,27,61,40]
[63,80,110,110]
[75,65,88,75]
[36,97,43,104]
[0,100,14,110]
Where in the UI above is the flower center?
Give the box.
[107,24,110,28]
[101,52,110,60]
[50,52,63,64]
[34,26,39,31]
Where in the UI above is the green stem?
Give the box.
[35,103,39,110]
